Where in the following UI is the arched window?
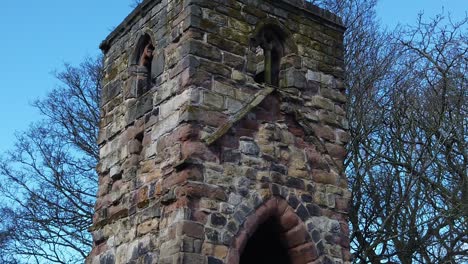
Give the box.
[251,25,285,87]
[134,34,154,72]
[132,33,155,89]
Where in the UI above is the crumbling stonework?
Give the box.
[87,0,350,263]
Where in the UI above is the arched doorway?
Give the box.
[239,217,291,264]
[228,197,318,264]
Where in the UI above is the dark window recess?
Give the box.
[252,26,285,87]
[240,218,291,264]
[139,42,154,75]
[134,34,155,89]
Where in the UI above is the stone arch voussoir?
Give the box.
[227,195,318,264]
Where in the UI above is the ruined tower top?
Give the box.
[100,0,344,53]
[88,0,350,263]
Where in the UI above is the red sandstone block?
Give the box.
[195,109,229,128]
[177,221,205,239]
[295,137,307,148]
[154,181,163,196]
[137,186,149,208]
[325,143,346,160]
[162,173,187,190]
[338,234,351,248]
[164,197,191,213]
[342,248,352,261]
[265,198,278,214]
[254,204,274,224]
[335,197,349,212]
[305,148,329,170]
[336,130,350,143]
[88,243,109,259]
[168,123,198,142]
[128,139,143,154]
[312,125,336,141]
[92,212,103,226]
[279,208,300,232]
[142,131,151,146]
[276,198,289,216]
[192,209,208,224]
[338,178,348,189]
[283,224,308,249]
[94,195,110,211]
[234,230,248,253]
[227,249,239,264]
[289,242,319,264]
[182,141,217,161]
[108,205,129,221]
[119,126,139,143]
[162,167,202,190]
[143,170,162,184]
[340,221,350,234]
[97,176,111,197]
[287,122,305,138]
[176,182,227,201]
[243,214,259,237]
[312,170,337,185]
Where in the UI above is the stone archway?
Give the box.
[227,197,318,264]
[240,217,291,264]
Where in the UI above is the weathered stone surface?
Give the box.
[88,0,349,263]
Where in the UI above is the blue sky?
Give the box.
[0,0,466,153]
[0,1,134,153]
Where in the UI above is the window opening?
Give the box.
[133,34,155,89]
[139,41,154,75]
[252,26,284,87]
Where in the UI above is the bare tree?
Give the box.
[311,1,467,263]
[346,13,467,263]
[0,56,102,264]
[0,208,20,264]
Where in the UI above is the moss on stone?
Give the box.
[106,67,119,83]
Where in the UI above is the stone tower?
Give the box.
[87,0,350,263]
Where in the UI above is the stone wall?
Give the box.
[88,0,350,263]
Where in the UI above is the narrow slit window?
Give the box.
[252,26,285,87]
[139,41,154,75]
[132,34,156,94]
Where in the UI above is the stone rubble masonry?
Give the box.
[87,0,350,263]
